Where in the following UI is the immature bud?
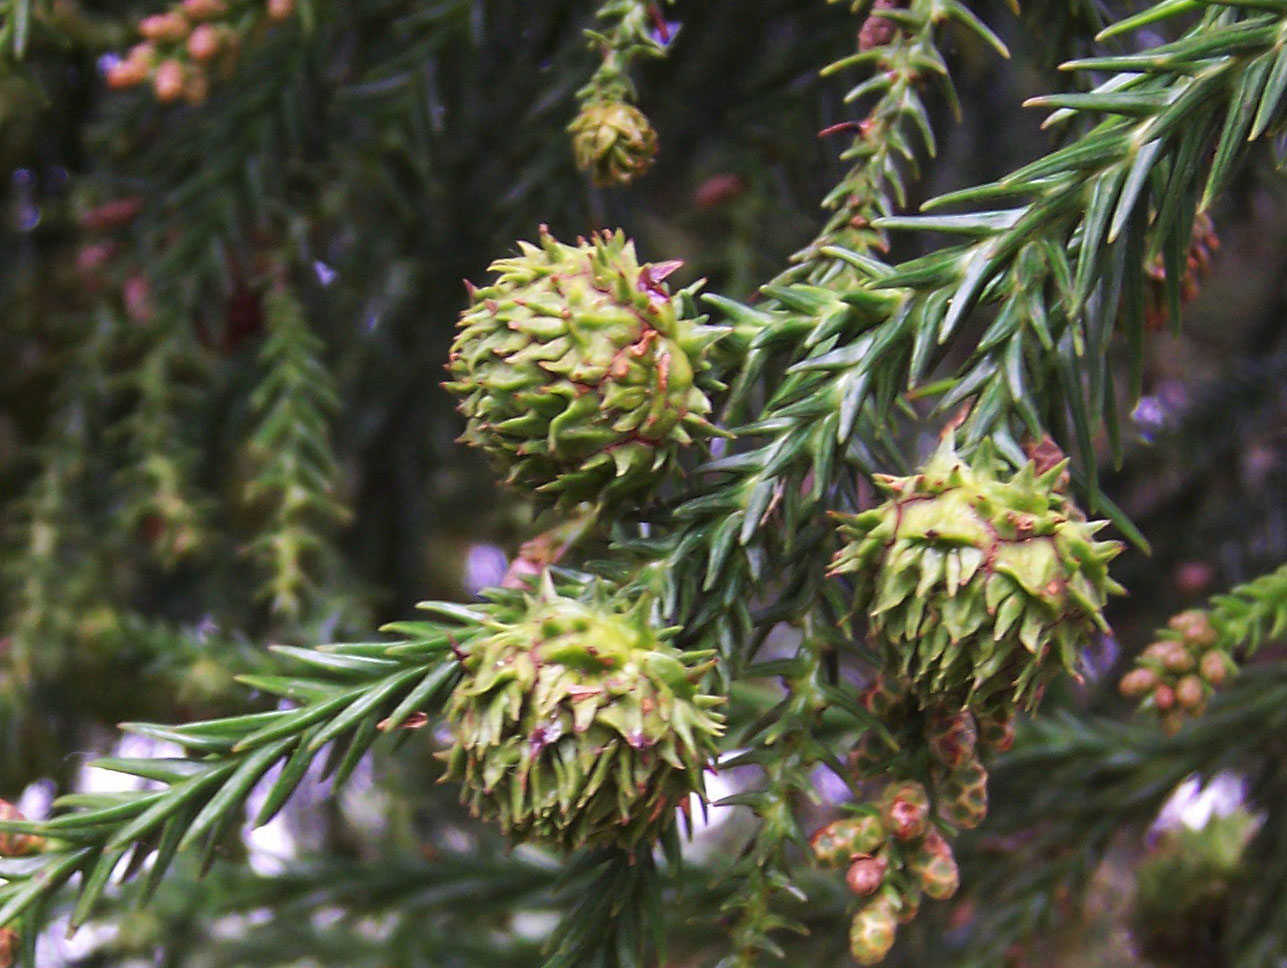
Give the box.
[846,854,889,896]
[907,829,960,900]
[139,12,190,42]
[880,781,931,841]
[811,813,888,866]
[124,274,154,323]
[80,196,144,232]
[1199,650,1231,686]
[182,0,228,18]
[976,708,1016,753]
[1153,684,1176,711]
[1119,667,1160,698]
[810,824,851,868]
[1141,641,1171,663]
[569,99,659,187]
[1161,642,1195,674]
[266,0,295,20]
[153,59,186,102]
[106,57,148,88]
[1175,675,1205,712]
[939,758,989,830]
[926,708,977,770]
[894,888,921,924]
[1169,609,1217,647]
[125,41,158,72]
[850,894,899,965]
[858,0,905,51]
[187,23,222,61]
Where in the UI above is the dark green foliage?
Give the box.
[0,1,1285,967]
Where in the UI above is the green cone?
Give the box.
[831,440,1123,712]
[446,228,724,508]
[926,707,978,770]
[937,756,989,830]
[849,892,899,965]
[880,780,931,842]
[442,576,725,851]
[810,810,888,867]
[569,99,659,187]
[906,828,960,900]
[975,706,1016,752]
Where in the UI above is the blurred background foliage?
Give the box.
[0,0,1284,965]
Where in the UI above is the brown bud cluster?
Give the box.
[812,778,963,965]
[832,661,1027,963]
[849,678,1003,837]
[105,0,292,105]
[1120,609,1234,734]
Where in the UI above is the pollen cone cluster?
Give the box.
[1120,608,1234,734]
[811,781,961,965]
[446,228,723,508]
[442,577,725,851]
[831,441,1123,712]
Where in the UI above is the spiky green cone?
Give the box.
[442,577,725,851]
[446,228,724,508]
[569,99,658,187]
[831,440,1123,712]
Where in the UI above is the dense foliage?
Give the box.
[0,1,1285,966]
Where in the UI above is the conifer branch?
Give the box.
[1212,562,1287,655]
[111,313,210,568]
[0,612,470,933]
[631,3,971,958]
[243,282,351,624]
[577,0,671,105]
[847,5,1287,478]
[2,315,116,677]
[3,2,1286,965]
